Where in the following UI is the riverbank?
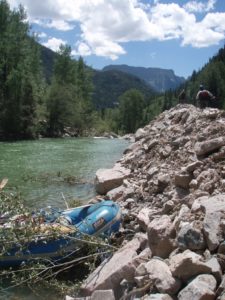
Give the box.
[70,104,225,299]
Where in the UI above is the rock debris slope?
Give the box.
[80,104,225,300]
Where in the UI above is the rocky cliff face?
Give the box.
[103,64,185,92]
[78,104,225,300]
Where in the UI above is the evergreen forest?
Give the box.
[0,0,225,140]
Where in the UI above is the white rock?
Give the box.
[178,274,217,300]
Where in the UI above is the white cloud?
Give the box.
[184,0,216,13]
[44,20,75,31]
[7,0,225,59]
[31,19,74,31]
[72,42,92,57]
[150,3,194,40]
[202,12,225,32]
[182,11,225,47]
[31,19,43,26]
[37,32,47,38]
[43,37,66,51]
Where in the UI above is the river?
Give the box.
[0,137,129,300]
[0,137,129,209]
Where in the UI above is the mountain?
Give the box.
[92,69,155,109]
[103,64,185,92]
[39,45,156,109]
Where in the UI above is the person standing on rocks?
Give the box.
[196,84,215,109]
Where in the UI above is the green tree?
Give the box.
[47,83,78,135]
[162,89,174,111]
[47,45,77,136]
[0,0,43,139]
[118,89,145,133]
[53,45,76,85]
[76,56,93,127]
[47,48,94,136]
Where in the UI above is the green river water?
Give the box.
[0,137,129,209]
[0,137,129,300]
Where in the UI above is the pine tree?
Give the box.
[0,1,43,139]
[46,45,89,136]
[47,48,94,136]
[76,56,93,128]
[118,89,145,133]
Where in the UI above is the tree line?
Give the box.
[0,0,156,139]
[1,0,225,140]
[0,1,95,139]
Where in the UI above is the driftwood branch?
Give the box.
[0,178,8,190]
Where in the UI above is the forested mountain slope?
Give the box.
[185,45,225,108]
[103,64,185,92]
[92,69,155,109]
[40,46,156,109]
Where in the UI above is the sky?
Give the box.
[8,0,225,78]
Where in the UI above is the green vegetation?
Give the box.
[1,0,225,140]
[0,0,42,139]
[0,189,117,298]
[118,89,146,133]
[0,1,94,139]
[185,46,225,109]
[92,69,155,109]
[0,0,157,139]
[166,46,225,110]
[46,46,93,137]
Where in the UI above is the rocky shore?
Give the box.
[68,104,225,300]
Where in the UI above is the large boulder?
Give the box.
[106,185,125,200]
[147,215,176,258]
[135,128,148,141]
[192,194,225,251]
[81,234,147,298]
[217,275,225,298]
[135,258,181,295]
[169,250,212,281]
[178,274,217,300]
[195,169,220,194]
[95,165,130,194]
[176,222,206,251]
[137,208,153,231]
[194,137,225,156]
[205,257,222,283]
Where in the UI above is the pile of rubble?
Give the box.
[70,104,225,300]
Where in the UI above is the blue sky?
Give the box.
[8,0,225,78]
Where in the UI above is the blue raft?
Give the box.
[0,200,121,267]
